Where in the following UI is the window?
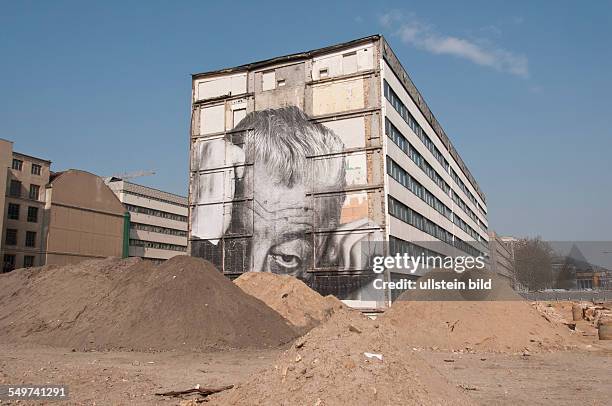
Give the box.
[233,108,246,127]
[129,239,187,252]
[125,204,188,222]
[5,229,17,246]
[31,163,41,175]
[27,206,38,223]
[25,231,36,248]
[9,180,21,197]
[8,203,20,220]
[3,254,15,273]
[342,51,358,74]
[319,68,329,78]
[23,255,35,268]
[29,184,40,200]
[12,159,23,170]
[277,79,286,87]
[199,104,225,135]
[262,70,276,91]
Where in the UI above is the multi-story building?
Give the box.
[1,139,51,272]
[105,178,188,261]
[488,231,513,283]
[189,35,488,307]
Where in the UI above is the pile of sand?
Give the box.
[210,308,474,406]
[382,270,578,353]
[0,256,297,351]
[235,272,345,331]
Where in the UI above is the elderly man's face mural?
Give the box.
[237,107,346,278]
[191,106,382,285]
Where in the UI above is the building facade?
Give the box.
[105,178,188,261]
[1,139,51,272]
[42,170,128,266]
[488,231,513,283]
[189,36,488,306]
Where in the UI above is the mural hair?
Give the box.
[235,106,346,190]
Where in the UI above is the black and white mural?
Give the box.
[191,106,383,301]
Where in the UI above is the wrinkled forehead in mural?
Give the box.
[234,107,347,276]
[191,106,382,299]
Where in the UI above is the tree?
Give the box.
[555,262,575,289]
[513,237,554,291]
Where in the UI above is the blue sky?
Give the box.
[1,1,611,241]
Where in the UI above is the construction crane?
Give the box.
[109,170,156,181]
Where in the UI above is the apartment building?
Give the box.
[1,139,51,272]
[189,35,488,306]
[105,178,188,261]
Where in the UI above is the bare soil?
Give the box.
[209,308,475,406]
[234,271,346,332]
[382,271,583,353]
[0,257,297,351]
[1,342,610,405]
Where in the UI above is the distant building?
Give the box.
[41,170,128,266]
[548,244,612,290]
[105,178,188,261]
[1,139,52,271]
[499,236,519,260]
[488,231,513,282]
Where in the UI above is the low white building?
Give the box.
[105,178,187,261]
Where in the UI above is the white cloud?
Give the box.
[379,12,529,78]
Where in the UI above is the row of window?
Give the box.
[389,236,445,259]
[387,156,486,243]
[5,229,37,248]
[450,190,487,232]
[125,204,188,222]
[384,81,451,171]
[385,118,488,235]
[387,156,452,220]
[7,203,39,223]
[386,118,450,193]
[383,80,486,218]
[388,196,483,258]
[130,222,187,237]
[385,119,487,231]
[129,239,187,252]
[2,254,35,273]
[449,167,486,216]
[8,180,40,200]
[123,189,188,208]
[12,159,42,176]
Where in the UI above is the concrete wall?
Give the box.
[488,231,514,281]
[189,37,386,302]
[43,170,126,266]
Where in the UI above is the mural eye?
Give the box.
[270,254,301,269]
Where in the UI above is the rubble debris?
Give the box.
[155,384,233,398]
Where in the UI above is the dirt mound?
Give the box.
[0,256,297,351]
[210,309,474,406]
[382,270,578,353]
[235,272,346,331]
